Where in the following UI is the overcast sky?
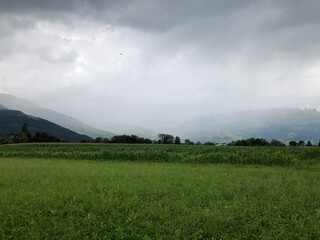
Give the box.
[1,0,320,129]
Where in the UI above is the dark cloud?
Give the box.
[0,0,126,24]
[1,0,320,128]
[0,0,81,14]
[266,0,320,29]
[115,0,252,32]
[0,1,265,31]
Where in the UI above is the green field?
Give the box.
[1,143,320,166]
[1,144,320,239]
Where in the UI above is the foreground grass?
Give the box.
[1,158,320,239]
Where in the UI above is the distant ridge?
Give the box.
[0,108,92,142]
[92,121,159,140]
[0,94,114,139]
[172,108,320,143]
[0,104,7,110]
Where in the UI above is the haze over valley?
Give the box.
[1,0,320,143]
[1,93,320,144]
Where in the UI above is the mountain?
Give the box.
[0,94,114,139]
[91,121,159,140]
[172,108,320,144]
[0,109,92,142]
[0,104,7,110]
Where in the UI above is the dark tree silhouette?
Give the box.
[306,140,312,147]
[289,141,298,146]
[174,136,181,144]
[158,134,174,144]
[270,139,286,146]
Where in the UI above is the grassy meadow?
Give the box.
[1,144,320,239]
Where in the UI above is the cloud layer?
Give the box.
[1,0,320,128]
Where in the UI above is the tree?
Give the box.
[22,123,28,134]
[32,132,61,142]
[158,134,174,144]
[298,140,305,147]
[252,138,270,146]
[289,141,298,146]
[95,137,103,143]
[174,136,181,144]
[21,123,32,142]
[270,139,285,147]
[111,135,129,143]
[19,132,29,143]
[319,141,320,147]
[129,135,139,143]
[110,135,152,144]
[306,140,312,147]
[229,138,270,146]
[196,141,202,145]
[184,139,195,145]
[6,134,15,144]
[144,138,153,144]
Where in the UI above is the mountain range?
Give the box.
[0,108,92,142]
[0,93,158,140]
[1,93,320,144]
[171,108,320,143]
[0,94,114,139]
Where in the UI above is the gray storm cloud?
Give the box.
[0,0,320,129]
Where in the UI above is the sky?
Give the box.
[0,0,320,129]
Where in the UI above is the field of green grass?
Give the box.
[1,144,320,239]
[1,143,320,166]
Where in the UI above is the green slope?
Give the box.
[0,94,114,139]
[0,109,92,142]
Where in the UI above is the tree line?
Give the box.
[1,124,319,147]
[84,134,209,145]
[0,123,62,144]
[229,138,316,146]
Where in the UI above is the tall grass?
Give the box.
[1,158,320,239]
[1,143,320,166]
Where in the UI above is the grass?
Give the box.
[1,143,320,166]
[1,156,320,239]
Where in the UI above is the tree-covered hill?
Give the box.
[0,94,114,139]
[0,109,92,142]
[0,104,7,110]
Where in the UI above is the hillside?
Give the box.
[91,121,159,140]
[0,94,114,139]
[0,104,7,110]
[0,109,92,142]
[172,108,320,143]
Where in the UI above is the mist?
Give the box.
[1,0,320,130]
